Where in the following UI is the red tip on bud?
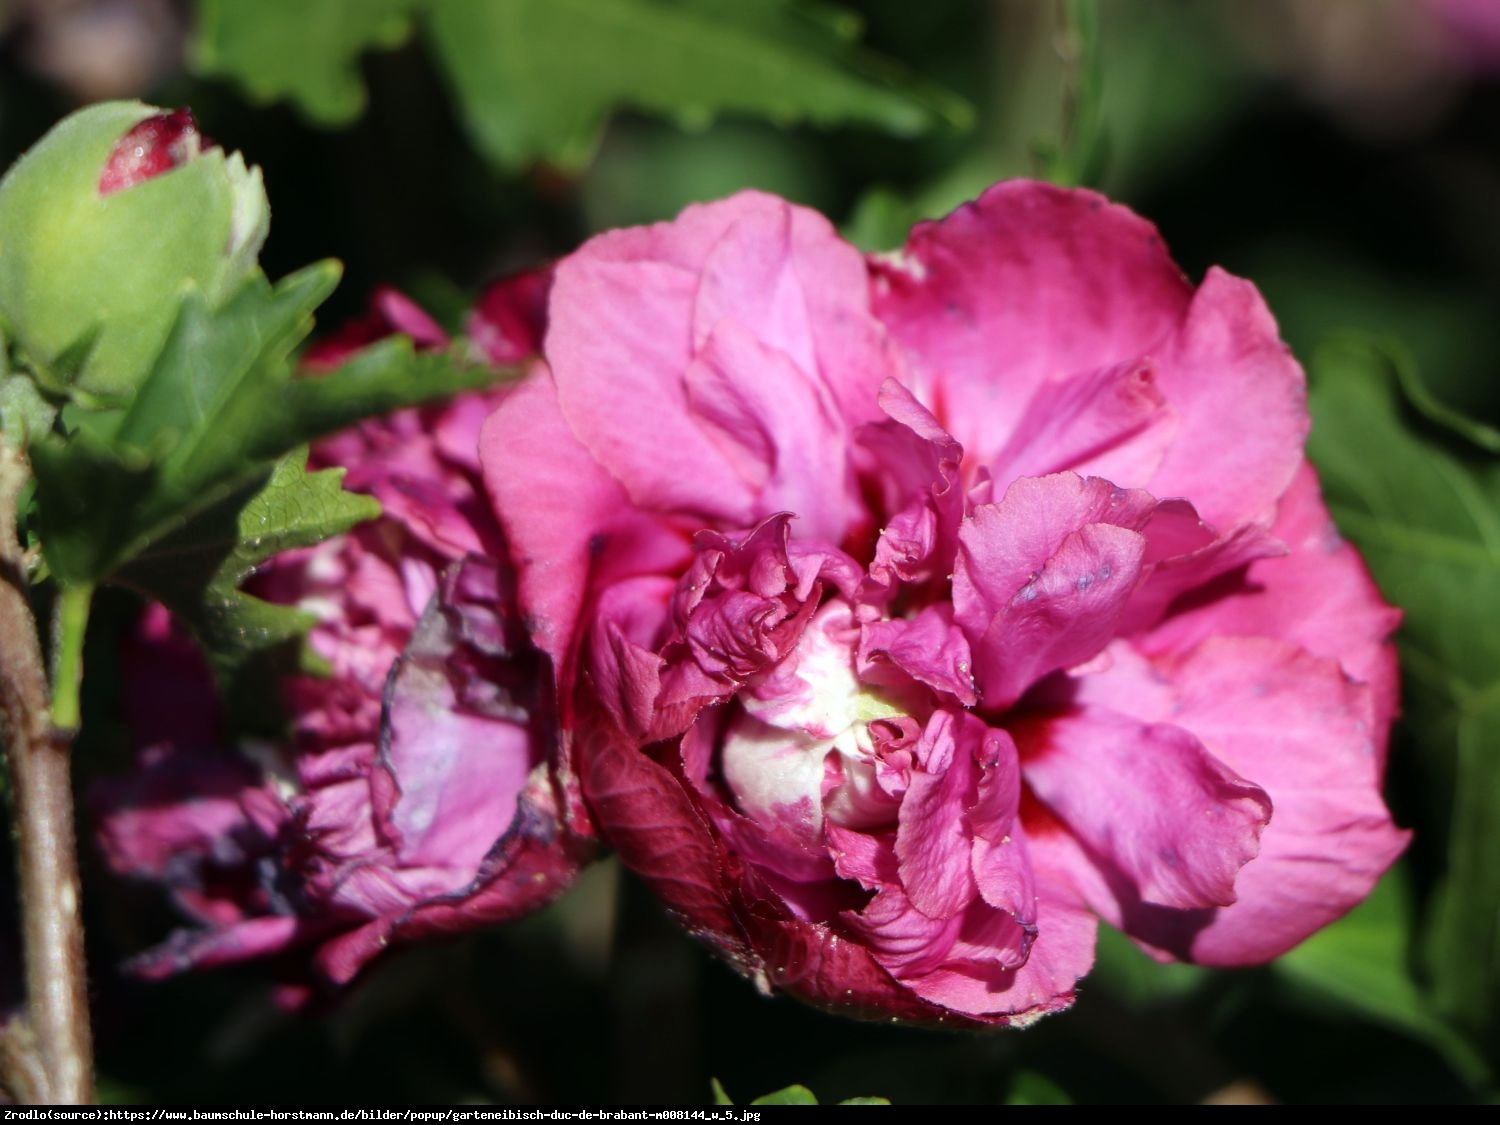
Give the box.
[98,108,204,196]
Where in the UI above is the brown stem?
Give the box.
[0,438,94,1104]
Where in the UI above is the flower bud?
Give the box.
[0,100,269,402]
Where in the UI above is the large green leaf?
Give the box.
[191,0,425,125]
[425,0,969,173]
[1307,336,1500,1061]
[1275,868,1488,1086]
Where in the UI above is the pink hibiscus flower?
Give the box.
[480,182,1407,1026]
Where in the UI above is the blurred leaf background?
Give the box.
[3,0,1500,1105]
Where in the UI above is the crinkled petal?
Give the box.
[894,711,978,918]
[548,192,887,538]
[859,604,976,706]
[955,476,1157,707]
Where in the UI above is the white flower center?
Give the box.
[721,602,920,839]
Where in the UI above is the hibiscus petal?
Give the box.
[1148,269,1308,528]
[1144,460,1401,745]
[895,711,979,919]
[548,192,887,533]
[581,717,743,944]
[956,476,1156,707]
[871,181,1192,475]
[1014,705,1272,911]
[1115,637,1408,964]
[378,559,539,872]
[991,358,1175,485]
[551,255,754,521]
[480,367,690,685]
[686,324,859,541]
[859,605,977,705]
[692,193,891,435]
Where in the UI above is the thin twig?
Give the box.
[0,437,94,1104]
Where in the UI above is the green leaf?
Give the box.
[425,0,969,173]
[119,452,379,725]
[1090,924,1209,1008]
[751,1085,819,1105]
[1275,867,1489,1086]
[191,0,425,125]
[1306,335,1500,1057]
[1427,687,1500,1055]
[836,1097,892,1106]
[1005,1071,1072,1105]
[31,262,490,587]
[710,1077,733,1106]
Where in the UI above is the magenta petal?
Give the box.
[552,255,754,522]
[1148,269,1308,528]
[378,558,542,872]
[1144,460,1401,744]
[872,181,1192,475]
[857,379,967,591]
[737,904,995,1027]
[968,728,1037,925]
[302,287,449,373]
[129,916,303,979]
[859,605,976,705]
[894,711,979,919]
[480,367,691,680]
[685,322,858,540]
[1120,637,1407,964]
[956,475,1156,707]
[548,192,887,532]
[467,266,553,365]
[581,718,743,946]
[690,191,891,436]
[991,358,1175,485]
[1016,706,1272,911]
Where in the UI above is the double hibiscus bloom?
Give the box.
[100,182,1407,1025]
